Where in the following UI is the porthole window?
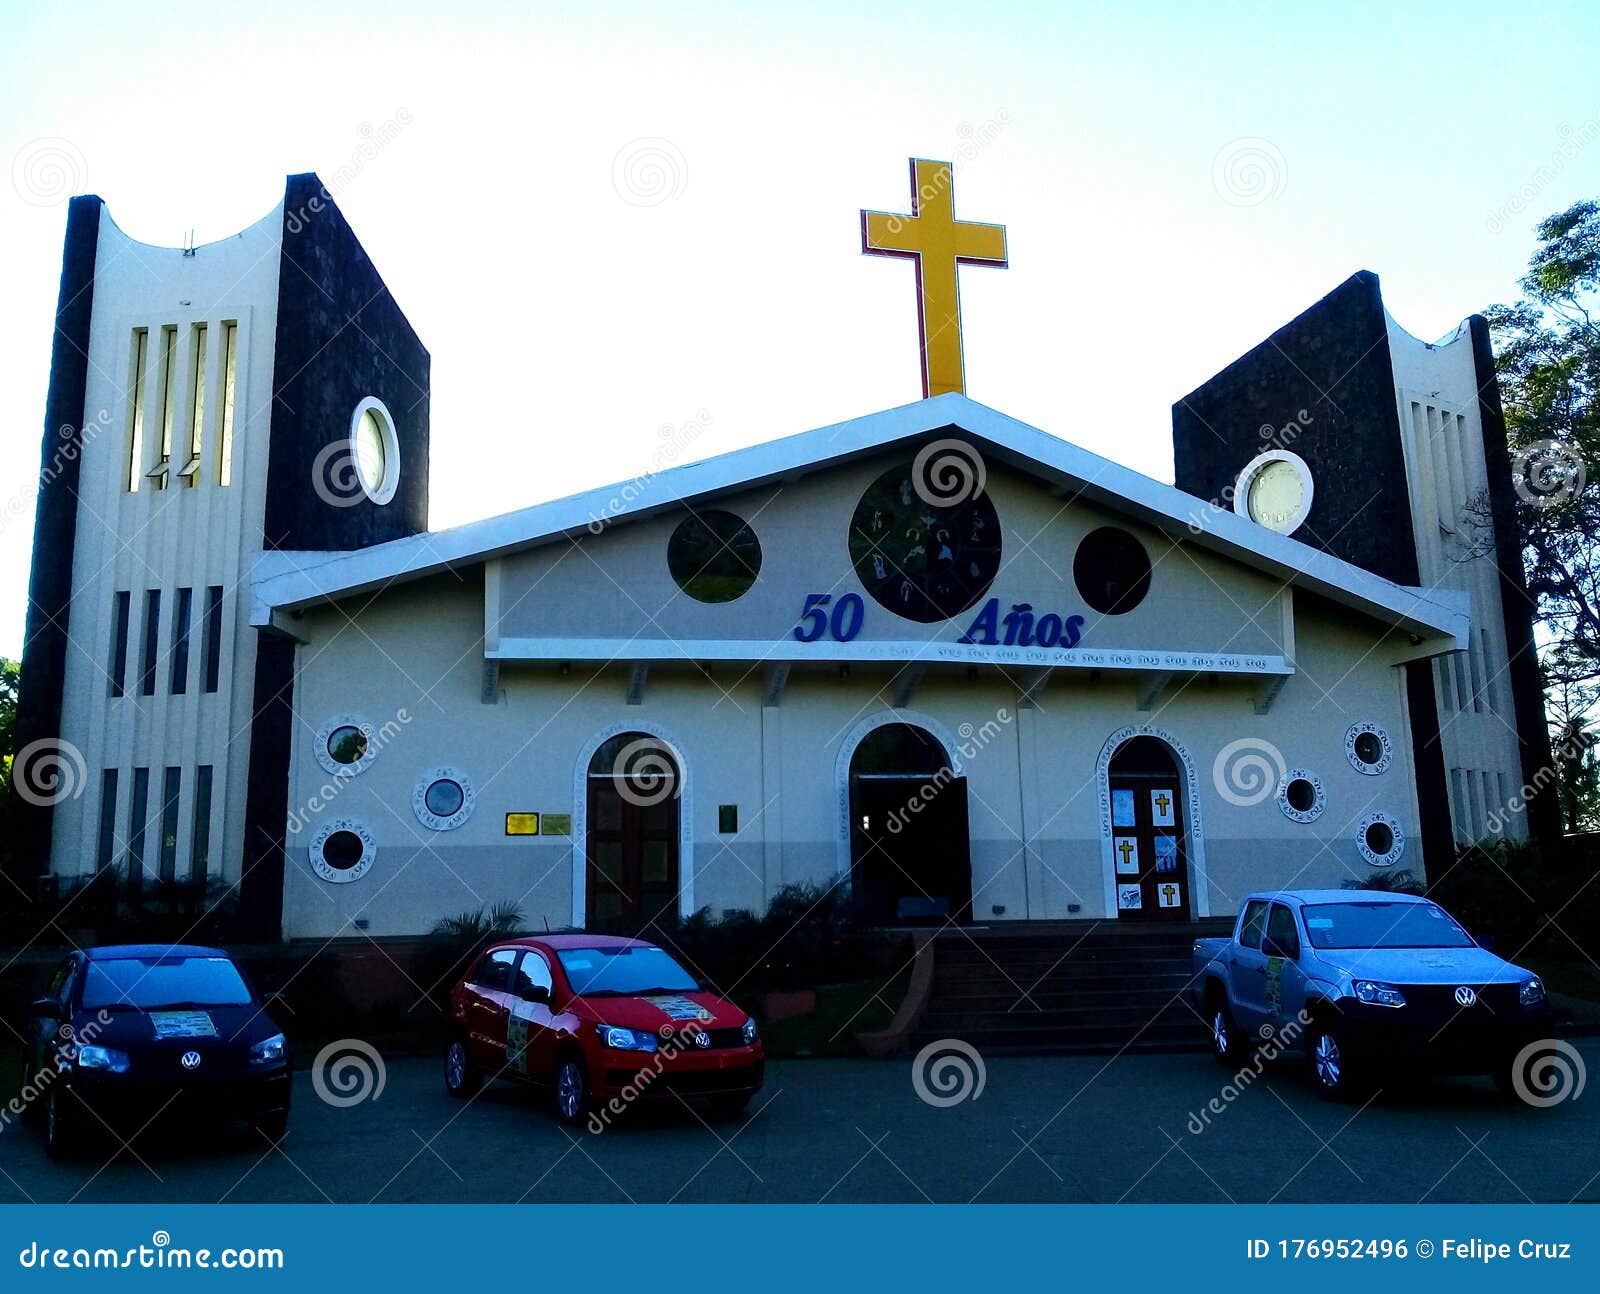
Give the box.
[1355,811,1405,867]
[413,766,476,832]
[667,509,761,603]
[1234,450,1314,535]
[349,396,400,505]
[309,819,377,883]
[1276,768,1325,823]
[315,715,379,776]
[1072,526,1152,616]
[1345,722,1394,776]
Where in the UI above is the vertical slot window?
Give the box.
[109,590,131,697]
[179,324,207,485]
[140,590,161,696]
[126,329,148,492]
[1480,628,1498,713]
[203,585,224,693]
[148,325,177,489]
[191,765,214,880]
[217,321,237,486]
[96,769,120,871]
[170,587,193,694]
[158,767,182,882]
[128,767,151,881]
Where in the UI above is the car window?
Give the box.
[47,957,73,1006]
[511,951,553,1000]
[1238,901,1268,950]
[471,949,519,992]
[556,945,698,996]
[1302,901,1474,950]
[1265,904,1300,958]
[81,956,252,1010]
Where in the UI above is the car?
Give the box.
[21,945,291,1159]
[1192,890,1555,1099]
[445,934,764,1126]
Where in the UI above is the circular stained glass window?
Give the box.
[309,819,377,883]
[1345,722,1394,776]
[327,725,368,766]
[426,779,464,817]
[1276,768,1325,823]
[348,397,399,505]
[413,766,476,831]
[667,510,761,603]
[1072,526,1152,616]
[848,457,1002,623]
[1354,811,1405,867]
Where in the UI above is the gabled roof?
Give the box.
[251,393,1468,646]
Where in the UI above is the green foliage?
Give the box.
[1426,837,1600,954]
[0,862,241,947]
[1340,869,1425,895]
[429,900,527,941]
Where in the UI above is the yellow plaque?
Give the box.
[505,813,540,836]
[860,158,1008,398]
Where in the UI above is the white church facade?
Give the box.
[13,165,1556,941]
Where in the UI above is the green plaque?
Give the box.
[540,813,572,837]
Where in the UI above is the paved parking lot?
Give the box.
[2,1043,1597,1204]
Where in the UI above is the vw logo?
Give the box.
[1454,986,1478,1008]
[693,1031,711,1049]
[180,1051,202,1070]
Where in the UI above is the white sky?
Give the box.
[1,0,1598,655]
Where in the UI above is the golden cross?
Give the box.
[1118,840,1134,864]
[860,158,1008,398]
[1163,884,1177,904]
[1154,792,1171,816]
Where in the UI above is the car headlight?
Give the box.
[595,1024,658,1052]
[74,1045,130,1073]
[741,1016,759,1046]
[1520,978,1546,1007]
[1352,980,1407,1009]
[249,1033,287,1065]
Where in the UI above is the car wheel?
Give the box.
[252,1111,289,1144]
[553,1053,590,1127]
[1307,1020,1359,1101]
[444,1038,481,1099]
[1208,997,1242,1067]
[45,1086,82,1161]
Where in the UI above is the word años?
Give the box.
[957,599,1084,649]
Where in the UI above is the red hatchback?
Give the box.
[445,935,764,1126]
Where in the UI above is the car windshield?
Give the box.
[81,957,254,1010]
[1301,902,1475,950]
[557,946,698,997]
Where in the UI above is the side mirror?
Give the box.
[28,998,60,1020]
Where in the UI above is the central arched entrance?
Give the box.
[1107,735,1190,921]
[848,722,971,925]
[585,732,681,930]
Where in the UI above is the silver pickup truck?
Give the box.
[1191,889,1553,1099]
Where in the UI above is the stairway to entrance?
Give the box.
[910,919,1235,1055]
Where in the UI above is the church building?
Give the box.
[13,162,1555,940]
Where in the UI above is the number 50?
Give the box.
[793,592,865,643]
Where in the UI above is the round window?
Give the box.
[847,455,1001,623]
[309,819,377,883]
[1276,768,1325,823]
[315,715,378,776]
[1234,450,1314,534]
[667,510,761,603]
[1072,526,1152,616]
[413,766,476,831]
[349,397,400,505]
[1345,722,1394,776]
[1355,811,1405,867]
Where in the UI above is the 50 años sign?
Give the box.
[792,592,1084,649]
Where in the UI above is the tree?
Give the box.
[0,656,17,786]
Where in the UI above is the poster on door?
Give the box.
[1157,882,1183,909]
[1150,788,1176,827]
[1114,837,1140,874]
[1118,885,1143,910]
[1154,836,1178,874]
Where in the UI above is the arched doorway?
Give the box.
[1107,736,1190,921]
[585,732,681,930]
[848,722,971,924]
